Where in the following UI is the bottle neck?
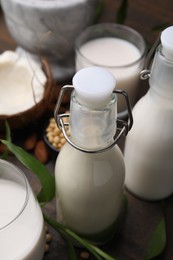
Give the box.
[149,45,173,98]
[69,90,117,151]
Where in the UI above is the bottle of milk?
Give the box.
[124,26,173,200]
[54,67,132,244]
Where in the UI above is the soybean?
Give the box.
[45,117,70,149]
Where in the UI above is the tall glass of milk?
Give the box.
[75,23,146,118]
[0,159,45,259]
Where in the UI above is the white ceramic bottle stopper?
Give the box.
[161,26,173,60]
[72,66,116,109]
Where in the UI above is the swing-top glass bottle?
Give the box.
[54,66,133,244]
[124,26,173,200]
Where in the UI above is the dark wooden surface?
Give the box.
[1,1,173,260]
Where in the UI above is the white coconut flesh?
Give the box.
[0,51,47,115]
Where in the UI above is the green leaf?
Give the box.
[94,0,105,24]
[144,217,166,260]
[0,140,55,204]
[44,214,117,260]
[116,0,128,24]
[0,121,11,159]
[5,121,12,142]
[64,236,78,260]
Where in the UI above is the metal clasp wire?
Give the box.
[140,33,161,80]
[54,85,133,154]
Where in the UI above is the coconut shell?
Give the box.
[0,59,55,131]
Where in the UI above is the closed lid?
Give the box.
[72,67,116,108]
[161,26,173,60]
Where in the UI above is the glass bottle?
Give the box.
[124,26,173,200]
[54,66,132,244]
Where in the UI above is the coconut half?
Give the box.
[0,51,54,131]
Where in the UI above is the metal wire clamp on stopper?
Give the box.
[54,67,133,154]
[141,26,173,80]
[140,33,161,80]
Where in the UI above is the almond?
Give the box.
[0,143,12,155]
[0,143,6,154]
[34,140,49,164]
[24,133,37,151]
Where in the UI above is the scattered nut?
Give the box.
[34,140,49,164]
[80,251,90,259]
[0,143,6,154]
[44,243,49,254]
[46,233,52,243]
[44,224,52,254]
[23,132,37,151]
[0,143,12,155]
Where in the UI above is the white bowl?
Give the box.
[1,0,100,80]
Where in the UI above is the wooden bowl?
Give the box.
[0,59,55,131]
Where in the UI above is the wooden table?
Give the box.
[0,1,173,259]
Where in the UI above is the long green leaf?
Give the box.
[5,121,12,142]
[116,0,128,24]
[44,214,117,260]
[94,0,105,23]
[144,217,166,260]
[0,121,11,159]
[0,140,55,204]
[64,235,78,260]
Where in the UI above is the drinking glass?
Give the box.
[0,159,45,259]
[75,23,146,118]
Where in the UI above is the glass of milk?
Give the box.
[0,159,45,259]
[75,23,146,118]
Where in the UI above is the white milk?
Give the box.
[124,26,173,200]
[55,142,125,240]
[124,91,173,200]
[0,179,45,260]
[76,37,141,113]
